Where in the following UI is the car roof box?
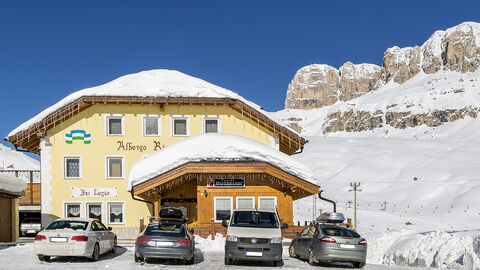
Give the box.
[316,212,345,223]
[159,207,184,219]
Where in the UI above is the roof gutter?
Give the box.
[290,140,308,155]
[318,190,337,213]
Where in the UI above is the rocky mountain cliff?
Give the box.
[285,22,480,110]
[280,22,480,135]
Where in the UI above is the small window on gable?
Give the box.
[203,116,220,133]
[106,115,124,136]
[143,116,161,136]
[64,156,81,179]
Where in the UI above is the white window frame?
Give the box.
[106,201,126,225]
[171,115,190,136]
[202,115,221,133]
[105,114,125,136]
[236,196,255,209]
[258,196,277,210]
[63,201,83,218]
[105,155,125,179]
[142,115,162,136]
[85,202,104,223]
[63,155,82,179]
[214,196,233,222]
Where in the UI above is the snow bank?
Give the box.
[368,230,480,269]
[194,234,225,252]
[8,69,297,137]
[127,133,316,191]
[0,174,27,194]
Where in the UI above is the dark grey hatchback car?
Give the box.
[289,224,367,268]
[134,217,195,264]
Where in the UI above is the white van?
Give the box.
[222,208,288,266]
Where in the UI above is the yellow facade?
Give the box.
[42,103,277,238]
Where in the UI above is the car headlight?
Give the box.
[226,235,238,242]
[270,237,282,243]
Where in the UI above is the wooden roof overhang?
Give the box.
[6,96,306,155]
[132,161,320,200]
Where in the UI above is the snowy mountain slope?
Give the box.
[0,143,39,171]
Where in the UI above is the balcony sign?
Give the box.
[71,187,118,198]
[207,178,245,188]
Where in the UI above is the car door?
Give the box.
[295,226,316,258]
[92,220,108,254]
[98,221,115,251]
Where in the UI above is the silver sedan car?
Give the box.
[289,224,367,268]
[34,218,117,262]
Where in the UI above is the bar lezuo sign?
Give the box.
[207,178,245,188]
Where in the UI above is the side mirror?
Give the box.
[108,227,112,231]
[295,232,300,237]
[281,223,288,229]
[222,219,228,228]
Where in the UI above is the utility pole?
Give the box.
[313,195,317,220]
[349,182,362,231]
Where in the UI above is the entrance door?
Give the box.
[0,197,12,242]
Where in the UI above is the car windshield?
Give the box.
[144,221,185,237]
[46,220,89,231]
[321,227,361,238]
[230,211,279,228]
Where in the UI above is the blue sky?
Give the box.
[1,0,479,149]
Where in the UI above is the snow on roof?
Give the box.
[127,133,316,191]
[8,69,298,137]
[0,143,39,171]
[0,174,27,194]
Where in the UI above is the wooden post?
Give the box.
[29,171,34,204]
[154,193,159,217]
[210,218,215,240]
[139,217,144,233]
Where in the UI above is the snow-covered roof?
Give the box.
[8,69,298,137]
[127,133,316,191]
[0,174,27,194]
[0,143,39,171]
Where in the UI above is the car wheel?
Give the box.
[289,244,297,258]
[273,260,283,267]
[38,255,50,262]
[308,249,317,266]
[110,238,117,253]
[224,256,232,265]
[90,243,100,261]
[353,262,365,268]
[186,254,194,265]
[134,253,142,263]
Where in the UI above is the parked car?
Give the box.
[34,218,117,262]
[134,207,195,264]
[288,214,367,268]
[223,208,288,266]
[20,218,42,236]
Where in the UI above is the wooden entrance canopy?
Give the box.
[7,96,306,155]
[132,161,320,199]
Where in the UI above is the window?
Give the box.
[63,156,81,179]
[143,115,161,136]
[203,116,220,133]
[258,196,277,210]
[236,197,254,209]
[171,116,189,136]
[107,202,125,224]
[106,156,124,179]
[214,197,232,222]
[106,115,124,136]
[86,203,103,222]
[64,203,81,218]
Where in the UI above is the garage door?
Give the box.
[0,197,12,242]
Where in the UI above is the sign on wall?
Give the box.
[207,178,245,188]
[71,187,118,198]
[66,130,91,144]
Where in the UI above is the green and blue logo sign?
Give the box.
[66,130,91,144]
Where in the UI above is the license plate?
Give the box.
[27,230,37,234]
[155,241,174,247]
[50,237,67,243]
[339,244,355,249]
[245,251,262,257]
